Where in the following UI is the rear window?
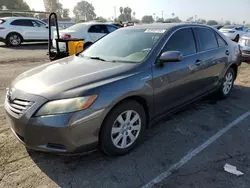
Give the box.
[0,19,6,24]
[222,26,236,29]
[65,23,88,31]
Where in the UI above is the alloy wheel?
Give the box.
[223,72,233,95]
[111,110,141,149]
[9,35,21,46]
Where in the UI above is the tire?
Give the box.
[6,33,22,46]
[100,100,146,156]
[217,68,235,99]
[234,35,240,42]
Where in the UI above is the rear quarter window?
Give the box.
[216,33,227,47]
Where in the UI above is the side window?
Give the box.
[195,28,218,51]
[32,20,46,27]
[163,28,196,56]
[216,33,227,47]
[88,25,107,33]
[11,19,33,27]
[106,25,117,33]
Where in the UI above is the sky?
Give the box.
[25,0,250,23]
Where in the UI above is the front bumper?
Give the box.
[240,45,250,62]
[0,37,6,43]
[4,89,104,154]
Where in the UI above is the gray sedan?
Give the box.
[5,23,241,156]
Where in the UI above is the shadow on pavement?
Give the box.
[0,42,48,50]
[27,85,250,188]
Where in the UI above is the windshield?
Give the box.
[80,28,165,62]
[65,23,88,30]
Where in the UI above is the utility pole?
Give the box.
[114,6,116,21]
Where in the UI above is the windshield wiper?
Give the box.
[89,56,107,61]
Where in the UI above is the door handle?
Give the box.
[194,59,202,66]
[225,50,230,56]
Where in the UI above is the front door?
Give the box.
[152,28,203,116]
[30,20,48,40]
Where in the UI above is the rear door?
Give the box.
[153,28,204,115]
[193,27,229,92]
[88,25,108,42]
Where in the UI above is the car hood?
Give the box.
[241,33,250,39]
[12,56,137,99]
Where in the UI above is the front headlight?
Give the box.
[35,95,98,116]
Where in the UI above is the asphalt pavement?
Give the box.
[0,60,250,188]
[0,42,48,63]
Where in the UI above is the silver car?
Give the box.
[239,33,250,61]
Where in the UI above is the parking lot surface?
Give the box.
[0,61,250,188]
[0,42,48,63]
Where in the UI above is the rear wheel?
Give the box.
[7,33,22,46]
[217,68,235,99]
[100,100,146,156]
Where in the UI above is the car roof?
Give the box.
[122,23,209,30]
[76,22,113,26]
[1,17,40,21]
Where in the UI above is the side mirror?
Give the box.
[159,51,183,62]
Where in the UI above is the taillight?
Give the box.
[62,34,71,39]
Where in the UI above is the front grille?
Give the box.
[6,98,34,116]
[246,39,250,46]
[242,50,250,55]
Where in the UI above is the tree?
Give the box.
[118,6,133,22]
[198,19,206,24]
[156,18,164,22]
[186,16,193,22]
[141,15,154,23]
[95,16,107,22]
[164,16,181,23]
[0,0,30,10]
[62,8,70,18]
[172,13,175,18]
[133,12,136,18]
[43,0,64,18]
[224,20,231,25]
[73,1,96,21]
[119,7,123,15]
[206,20,218,25]
[132,18,140,23]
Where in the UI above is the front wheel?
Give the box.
[100,100,146,156]
[217,68,235,99]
